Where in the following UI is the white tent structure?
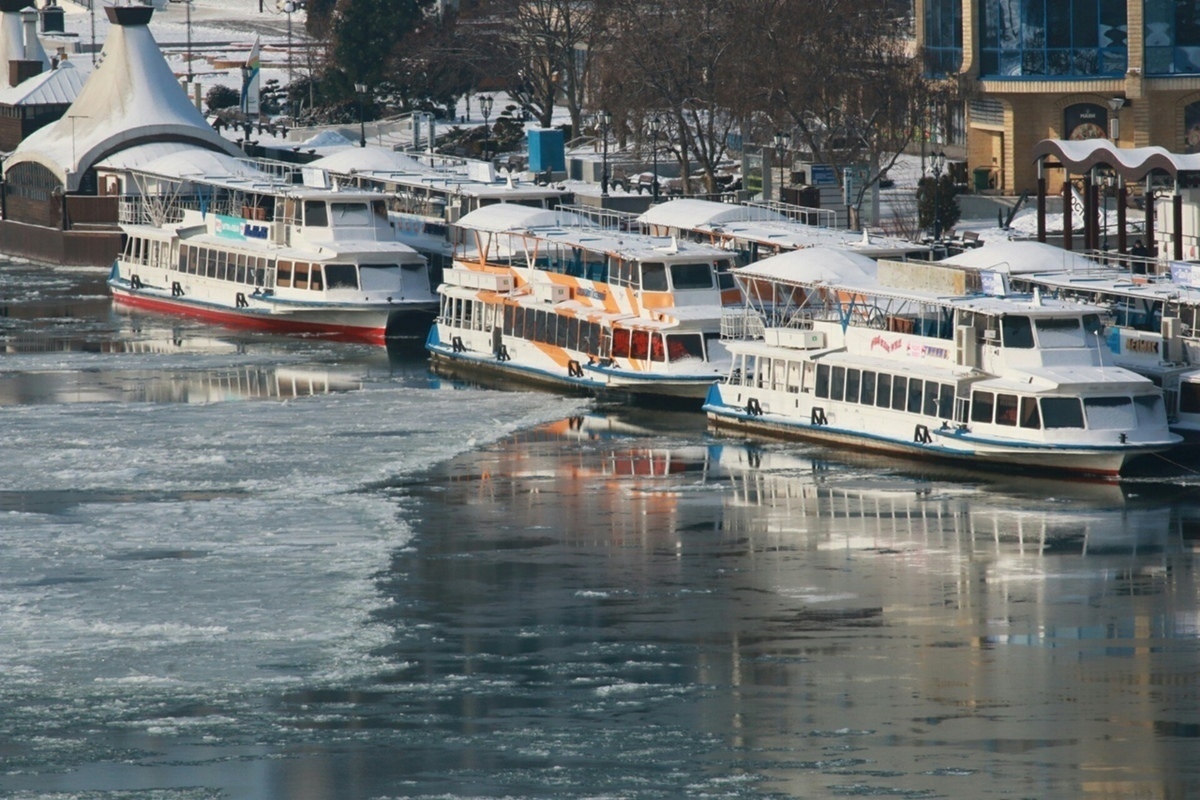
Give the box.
[3,4,238,193]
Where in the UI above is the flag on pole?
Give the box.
[240,36,261,116]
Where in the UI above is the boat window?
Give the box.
[772,358,787,391]
[217,250,229,281]
[557,316,570,348]
[177,245,189,272]
[612,328,630,358]
[815,363,830,398]
[304,201,329,227]
[996,393,1018,425]
[1083,396,1136,430]
[787,361,802,393]
[971,390,995,423]
[667,334,704,362]
[372,199,387,219]
[293,262,310,290]
[1041,397,1084,428]
[566,318,580,350]
[923,382,940,416]
[1000,315,1035,348]
[277,260,292,287]
[331,202,371,226]
[1082,313,1104,336]
[1134,394,1166,426]
[325,264,358,289]
[504,304,515,335]
[650,333,665,362]
[845,368,860,403]
[891,376,907,411]
[535,310,550,343]
[205,249,218,279]
[876,373,892,408]
[631,330,650,359]
[1034,316,1083,347]
[831,365,845,401]
[1019,396,1041,429]
[860,371,876,405]
[669,263,714,290]
[641,263,668,291]
[938,384,955,418]
[1180,380,1200,414]
[310,265,323,291]
[907,378,923,414]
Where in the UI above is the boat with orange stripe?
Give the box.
[426,205,735,402]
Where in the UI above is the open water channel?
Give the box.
[1,261,1198,799]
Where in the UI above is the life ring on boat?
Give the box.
[171,281,184,298]
[567,359,584,378]
[130,273,143,290]
[913,424,932,444]
[745,397,763,416]
[810,406,827,426]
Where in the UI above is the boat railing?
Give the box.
[555,204,647,233]
[721,308,766,340]
[744,199,836,228]
[119,195,245,227]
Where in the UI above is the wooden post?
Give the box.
[1062,179,1073,251]
[1174,192,1184,262]
[1036,159,1046,243]
[1117,179,1127,254]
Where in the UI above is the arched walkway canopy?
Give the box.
[1031,139,1200,183]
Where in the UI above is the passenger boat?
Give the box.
[108,187,438,345]
[704,248,1180,476]
[426,204,736,401]
[943,241,1200,439]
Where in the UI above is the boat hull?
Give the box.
[704,386,1175,477]
[110,278,435,346]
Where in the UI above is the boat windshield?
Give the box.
[641,263,668,291]
[670,263,715,290]
[331,202,372,226]
[1033,316,1083,348]
[304,201,328,227]
[324,263,359,289]
[1000,315,1034,348]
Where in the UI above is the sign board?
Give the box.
[810,164,836,185]
[301,167,330,189]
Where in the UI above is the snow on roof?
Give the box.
[939,241,1098,275]
[96,142,267,182]
[736,246,880,286]
[309,147,435,176]
[5,6,239,191]
[0,61,84,107]
[455,204,593,233]
[638,198,787,228]
[0,5,49,75]
[301,130,355,149]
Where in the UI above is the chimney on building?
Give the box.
[8,6,42,86]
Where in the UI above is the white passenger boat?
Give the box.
[943,241,1200,439]
[704,248,1180,477]
[108,188,437,345]
[426,205,736,401]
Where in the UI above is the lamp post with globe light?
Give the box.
[931,150,946,239]
[773,131,791,202]
[597,110,612,197]
[479,94,493,159]
[649,115,661,203]
[355,83,367,147]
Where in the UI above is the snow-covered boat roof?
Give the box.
[96,142,266,180]
[309,147,437,176]
[5,5,239,192]
[638,198,788,228]
[0,61,83,107]
[640,198,929,258]
[455,204,594,233]
[938,241,1099,274]
[735,246,880,286]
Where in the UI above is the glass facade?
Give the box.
[924,0,963,75]
[1145,0,1200,74]
[978,0,1127,78]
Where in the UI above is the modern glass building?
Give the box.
[918,0,1200,193]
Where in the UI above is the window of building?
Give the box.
[1146,0,1200,74]
[924,0,963,76]
[979,0,1126,78]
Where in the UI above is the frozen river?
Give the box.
[1,263,1199,799]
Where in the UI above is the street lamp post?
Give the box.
[773,131,791,203]
[931,150,946,240]
[354,82,367,147]
[649,115,661,203]
[480,94,493,159]
[597,110,612,197]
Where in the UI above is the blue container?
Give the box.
[528,128,565,173]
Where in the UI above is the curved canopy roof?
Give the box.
[5,6,238,191]
[1032,138,1200,181]
[938,241,1100,275]
[455,204,594,233]
[638,198,788,228]
[736,246,880,287]
[309,147,435,177]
